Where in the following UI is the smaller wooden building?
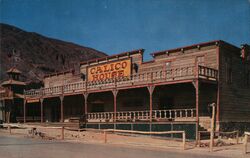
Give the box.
[0,67,26,123]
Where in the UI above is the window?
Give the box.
[165,61,171,69]
[196,56,205,66]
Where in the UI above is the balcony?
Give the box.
[24,65,218,99]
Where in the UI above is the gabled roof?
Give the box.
[6,67,22,74]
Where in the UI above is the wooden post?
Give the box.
[149,90,153,122]
[147,86,155,122]
[182,132,186,150]
[61,126,64,140]
[83,93,88,115]
[60,96,64,123]
[24,99,26,123]
[195,80,199,144]
[243,134,248,154]
[8,125,11,134]
[112,90,118,122]
[216,46,220,132]
[104,131,107,143]
[236,131,239,144]
[198,131,201,147]
[40,98,44,123]
[83,93,88,128]
[1,100,6,123]
[210,103,216,152]
[32,127,35,137]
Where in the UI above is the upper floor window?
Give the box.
[165,61,171,69]
[196,56,205,66]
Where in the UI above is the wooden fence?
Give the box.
[198,130,239,147]
[102,129,186,150]
[1,123,186,150]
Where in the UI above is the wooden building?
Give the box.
[7,40,250,139]
[0,67,26,123]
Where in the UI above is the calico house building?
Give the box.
[17,40,250,139]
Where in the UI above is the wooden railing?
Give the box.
[198,65,218,80]
[87,108,196,122]
[152,108,195,120]
[24,65,217,98]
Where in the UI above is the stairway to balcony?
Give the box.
[199,116,211,131]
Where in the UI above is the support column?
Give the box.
[147,86,155,122]
[2,100,6,122]
[195,80,199,143]
[216,44,220,132]
[60,96,64,123]
[216,83,220,131]
[23,99,26,123]
[83,93,88,115]
[112,90,118,122]
[40,98,44,123]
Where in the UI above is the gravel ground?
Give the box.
[0,126,249,158]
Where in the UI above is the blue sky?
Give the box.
[1,0,250,61]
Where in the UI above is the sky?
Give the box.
[1,0,250,61]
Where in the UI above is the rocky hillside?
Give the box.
[0,23,107,86]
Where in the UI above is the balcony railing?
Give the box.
[198,66,218,80]
[87,108,196,122]
[24,65,217,98]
